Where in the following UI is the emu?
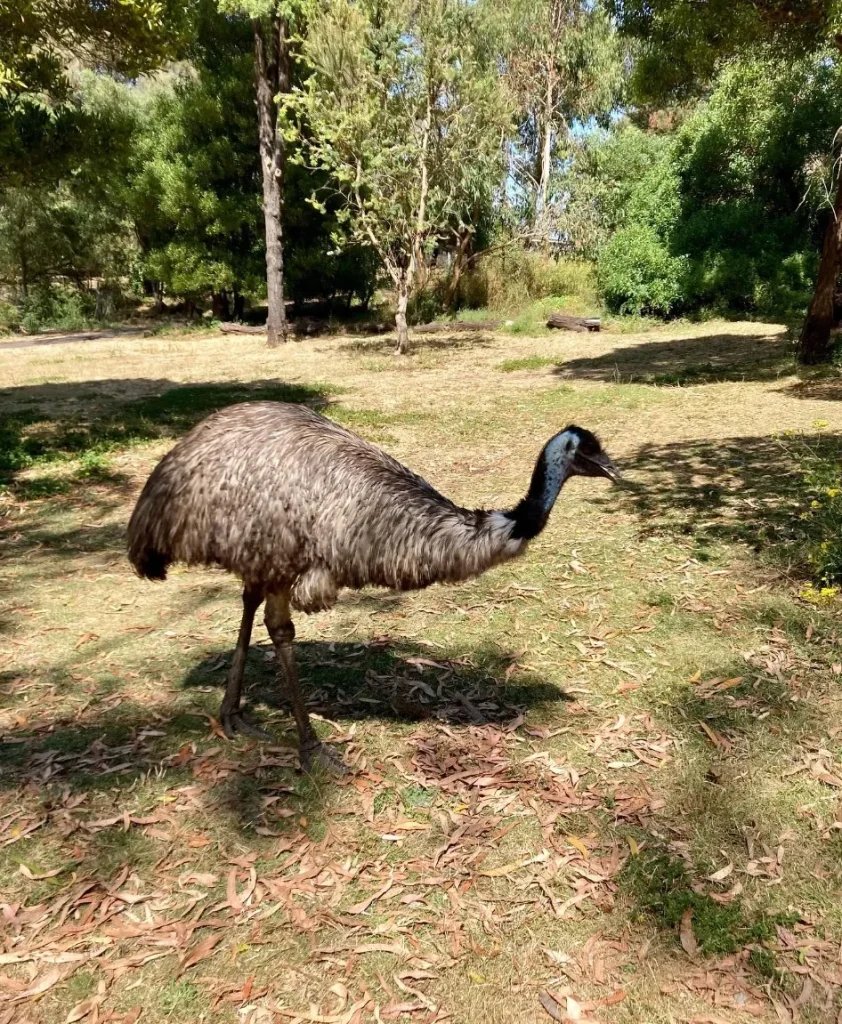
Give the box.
[127,402,618,771]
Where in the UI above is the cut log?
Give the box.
[220,322,265,335]
[220,319,329,337]
[546,313,600,332]
[414,319,501,334]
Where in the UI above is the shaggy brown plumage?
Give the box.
[128,402,618,770]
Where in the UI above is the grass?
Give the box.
[1,317,842,1023]
[496,354,558,372]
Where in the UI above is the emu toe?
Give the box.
[300,740,349,776]
[221,710,273,743]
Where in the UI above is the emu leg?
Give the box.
[264,590,347,774]
[220,586,270,741]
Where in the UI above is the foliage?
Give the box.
[0,74,140,324]
[489,0,626,234]
[558,124,669,259]
[128,39,266,305]
[17,286,95,332]
[598,224,685,316]
[608,0,840,104]
[298,0,512,350]
[457,248,597,312]
[788,425,842,590]
[589,55,842,320]
[0,0,191,99]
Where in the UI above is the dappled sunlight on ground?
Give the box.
[2,320,842,1023]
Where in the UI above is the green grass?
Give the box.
[2,320,842,1023]
[496,354,558,372]
[621,850,794,963]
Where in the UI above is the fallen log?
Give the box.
[219,319,329,337]
[414,319,501,334]
[219,322,265,335]
[546,313,600,332]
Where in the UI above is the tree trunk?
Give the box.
[536,59,555,245]
[212,291,231,320]
[233,288,245,320]
[253,16,290,348]
[411,91,432,293]
[799,169,842,365]
[444,227,472,310]
[394,283,410,355]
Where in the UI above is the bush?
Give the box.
[598,225,686,316]
[456,248,597,313]
[17,288,95,333]
[791,426,842,592]
[0,300,17,335]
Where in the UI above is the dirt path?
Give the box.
[0,325,149,350]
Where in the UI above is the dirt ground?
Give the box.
[2,320,842,1024]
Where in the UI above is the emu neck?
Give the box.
[506,446,571,540]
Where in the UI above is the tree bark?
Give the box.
[395,281,410,355]
[799,168,842,365]
[253,16,290,348]
[536,58,555,245]
[212,291,231,320]
[444,227,473,311]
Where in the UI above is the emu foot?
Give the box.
[300,740,349,775]
[221,709,273,742]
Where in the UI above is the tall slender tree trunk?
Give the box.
[411,93,432,293]
[445,227,472,311]
[253,15,290,348]
[800,168,842,365]
[536,59,555,245]
[395,276,410,355]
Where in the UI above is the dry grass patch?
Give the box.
[2,321,842,1023]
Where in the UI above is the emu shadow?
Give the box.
[554,329,792,385]
[0,638,570,847]
[182,637,571,727]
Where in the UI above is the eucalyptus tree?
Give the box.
[298,0,512,354]
[488,0,625,242]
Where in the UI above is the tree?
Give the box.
[490,0,625,242]
[0,74,140,313]
[128,5,378,319]
[214,0,303,346]
[299,0,511,353]
[608,0,842,361]
[586,56,842,321]
[0,0,189,99]
[127,15,265,318]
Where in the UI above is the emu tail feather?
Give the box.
[129,542,171,580]
[127,492,172,580]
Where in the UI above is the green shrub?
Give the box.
[0,299,18,334]
[790,426,842,592]
[18,288,95,333]
[598,225,686,316]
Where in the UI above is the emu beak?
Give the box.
[577,451,621,483]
